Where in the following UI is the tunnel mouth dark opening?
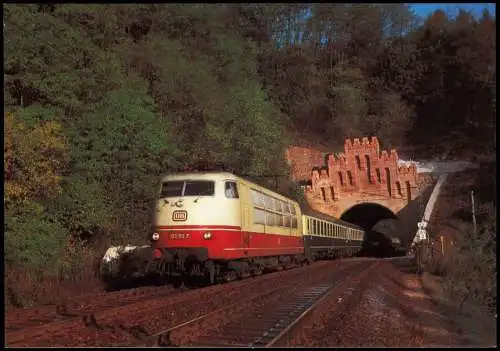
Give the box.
[340,203,404,258]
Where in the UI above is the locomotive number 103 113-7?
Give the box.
[169,233,191,240]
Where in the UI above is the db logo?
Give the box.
[172,210,187,221]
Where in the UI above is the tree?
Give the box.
[4,111,68,213]
[4,110,69,270]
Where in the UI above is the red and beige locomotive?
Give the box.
[102,172,365,286]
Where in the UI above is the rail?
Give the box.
[130,260,377,347]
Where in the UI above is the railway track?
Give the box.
[6,260,338,347]
[130,259,379,347]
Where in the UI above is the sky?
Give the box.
[276,3,496,47]
[409,3,496,18]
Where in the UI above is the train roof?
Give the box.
[160,171,300,204]
[161,171,362,230]
[160,171,239,182]
[302,207,364,230]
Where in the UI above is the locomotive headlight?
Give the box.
[152,232,160,241]
[203,232,213,240]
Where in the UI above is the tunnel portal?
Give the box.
[340,203,403,257]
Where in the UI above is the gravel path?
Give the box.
[283,258,465,347]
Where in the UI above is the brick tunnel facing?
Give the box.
[285,137,433,257]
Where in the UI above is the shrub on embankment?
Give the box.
[429,206,496,313]
[424,164,496,314]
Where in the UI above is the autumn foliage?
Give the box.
[4,112,68,209]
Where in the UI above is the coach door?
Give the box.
[237,182,250,255]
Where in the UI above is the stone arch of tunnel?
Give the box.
[340,203,400,257]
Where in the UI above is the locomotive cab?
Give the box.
[150,172,243,279]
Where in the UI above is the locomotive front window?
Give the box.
[160,181,184,197]
[184,181,215,196]
[160,180,215,197]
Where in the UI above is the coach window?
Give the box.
[266,212,275,227]
[225,181,239,199]
[264,195,273,210]
[284,213,291,228]
[251,189,264,207]
[253,208,266,225]
[273,198,281,212]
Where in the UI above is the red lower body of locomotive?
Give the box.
[148,224,306,283]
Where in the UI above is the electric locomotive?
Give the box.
[101,171,365,287]
[147,172,307,284]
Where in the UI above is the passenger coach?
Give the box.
[302,210,364,260]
